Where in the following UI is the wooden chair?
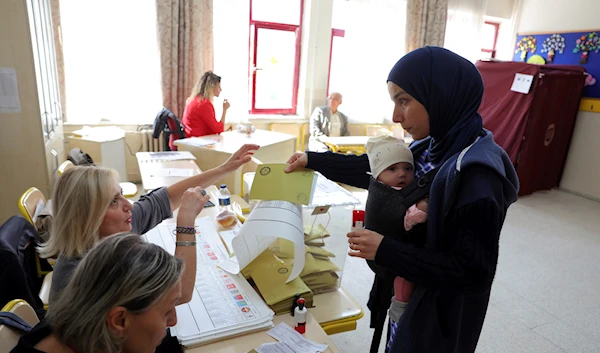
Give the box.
[0,300,40,353]
[18,187,46,225]
[269,123,301,151]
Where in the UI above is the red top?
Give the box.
[182,97,224,137]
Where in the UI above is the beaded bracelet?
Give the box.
[173,226,196,235]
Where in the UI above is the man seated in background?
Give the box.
[308,92,350,152]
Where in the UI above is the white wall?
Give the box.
[486,0,516,19]
[516,0,600,199]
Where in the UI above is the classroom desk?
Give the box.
[136,155,201,191]
[174,130,297,195]
[190,312,340,353]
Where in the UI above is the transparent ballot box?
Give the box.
[243,171,361,298]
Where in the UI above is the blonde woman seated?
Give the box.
[12,234,187,353]
[39,144,259,303]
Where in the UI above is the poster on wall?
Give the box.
[515,30,600,98]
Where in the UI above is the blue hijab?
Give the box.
[387,47,484,165]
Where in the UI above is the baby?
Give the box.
[365,135,428,322]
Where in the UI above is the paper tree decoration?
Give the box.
[541,34,566,63]
[516,36,537,61]
[573,32,600,64]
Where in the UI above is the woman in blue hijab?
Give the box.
[286,47,519,353]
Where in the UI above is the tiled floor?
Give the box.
[330,189,600,353]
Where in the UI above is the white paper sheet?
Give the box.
[267,323,329,353]
[150,168,195,177]
[257,342,297,353]
[213,200,306,283]
[144,151,196,161]
[0,68,21,113]
[510,73,534,94]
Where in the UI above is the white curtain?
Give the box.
[444,0,487,62]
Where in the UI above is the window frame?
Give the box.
[248,0,304,115]
[327,28,345,97]
[481,21,500,59]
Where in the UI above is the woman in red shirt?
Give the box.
[182,71,231,137]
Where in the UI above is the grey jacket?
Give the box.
[310,106,349,138]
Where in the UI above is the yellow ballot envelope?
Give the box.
[249,164,317,205]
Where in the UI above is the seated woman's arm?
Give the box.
[166,144,259,211]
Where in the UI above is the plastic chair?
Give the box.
[0,300,40,353]
[18,188,46,225]
[300,123,309,151]
[57,160,75,175]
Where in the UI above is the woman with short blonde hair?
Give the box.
[42,144,258,304]
[15,234,184,353]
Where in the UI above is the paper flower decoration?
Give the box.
[541,34,565,63]
[515,36,537,61]
[573,32,600,64]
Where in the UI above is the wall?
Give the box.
[0,0,51,223]
[516,0,600,199]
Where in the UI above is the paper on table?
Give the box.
[150,168,195,177]
[249,164,317,205]
[208,200,306,283]
[0,68,21,113]
[267,323,328,353]
[142,151,196,161]
[257,342,296,353]
[185,137,219,147]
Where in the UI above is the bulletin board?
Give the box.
[514,30,600,98]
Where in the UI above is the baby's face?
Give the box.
[377,162,415,188]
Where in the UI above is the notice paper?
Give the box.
[266,323,328,353]
[0,68,21,113]
[204,201,306,283]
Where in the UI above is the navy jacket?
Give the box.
[307,130,518,352]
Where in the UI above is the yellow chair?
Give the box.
[18,187,46,225]
[269,123,301,151]
[300,123,309,151]
[39,272,52,310]
[57,160,75,175]
[0,300,40,353]
[365,124,391,137]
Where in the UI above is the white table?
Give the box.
[174,130,297,195]
[136,154,201,191]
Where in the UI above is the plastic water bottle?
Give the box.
[218,184,232,212]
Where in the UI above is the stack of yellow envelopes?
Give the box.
[242,249,313,315]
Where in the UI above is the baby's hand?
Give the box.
[416,198,428,212]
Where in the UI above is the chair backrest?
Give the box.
[365,124,392,137]
[269,124,301,151]
[0,300,39,353]
[18,188,46,225]
[58,160,75,175]
[300,123,309,151]
[390,125,406,139]
[240,157,262,197]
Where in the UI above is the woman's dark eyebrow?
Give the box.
[393,91,407,100]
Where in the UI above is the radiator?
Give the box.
[137,129,164,152]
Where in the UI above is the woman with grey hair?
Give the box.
[12,234,185,353]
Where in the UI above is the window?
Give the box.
[481,22,500,59]
[329,0,407,122]
[59,1,162,124]
[249,0,303,114]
